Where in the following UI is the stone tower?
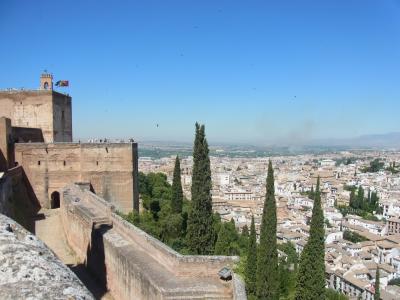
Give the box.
[40,72,53,90]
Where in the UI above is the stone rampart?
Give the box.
[61,183,247,300]
[14,142,138,213]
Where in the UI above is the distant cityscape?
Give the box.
[139,147,400,299]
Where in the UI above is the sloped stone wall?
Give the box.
[0,213,94,300]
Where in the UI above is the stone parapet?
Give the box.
[61,183,247,299]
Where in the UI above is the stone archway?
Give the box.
[50,191,60,209]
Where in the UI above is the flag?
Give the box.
[55,80,69,87]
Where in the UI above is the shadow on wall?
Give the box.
[71,223,112,299]
[0,150,6,172]
[2,166,42,234]
[20,167,42,233]
[12,127,44,143]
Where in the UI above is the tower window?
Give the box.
[44,82,49,90]
[38,161,41,166]
[63,161,66,166]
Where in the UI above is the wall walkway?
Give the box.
[60,183,247,300]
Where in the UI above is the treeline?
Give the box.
[127,170,191,252]
[349,186,379,212]
[334,157,357,166]
[123,123,348,299]
[337,185,381,220]
[343,230,368,243]
[386,161,399,174]
[360,158,384,173]
[124,124,250,256]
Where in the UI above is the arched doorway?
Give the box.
[51,191,60,209]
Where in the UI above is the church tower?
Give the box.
[40,72,53,90]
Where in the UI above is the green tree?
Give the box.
[138,171,151,196]
[371,192,379,212]
[295,176,325,300]
[186,123,215,254]
[171,155,183,213]
[278,242,298,298]
[214,219,240,255]
[343,230,368,243]
[278,256,289,297]
[256,161,279,299]
[374,267,380,300]
[325,288,349,300]
[239,225,249,253]
[158,203,183,243]
[242,225,249,237]
[147,172,172,199]
[245,216,257,296]
[349,189,356,209]
[357,186,364,210]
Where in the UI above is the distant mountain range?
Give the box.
[138,132,400,153]
[311,132,400,149]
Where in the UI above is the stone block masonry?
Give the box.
[14,142,139,213]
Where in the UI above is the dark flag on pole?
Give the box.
[55,80,69,87]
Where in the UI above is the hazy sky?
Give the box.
[1,1,399,144]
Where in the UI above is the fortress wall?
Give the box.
[0,117,13,171]
[111,213,238,277]
[0,91,54,142]
[101,231,164,300]
[12,127,44,143]
[79,143,138,213]
[60,184,244,300]
[14,142,138,212]
[0,172,13,216]
[63,184,237,276]
[60,194,93,262]
[0,166,40,230]
[53,93,72,142]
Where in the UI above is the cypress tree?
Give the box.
[374,267,380,300]
[245,215,257,296]
[241,225,249,237]
[186,123,215,254]
[371,192,379,211]
[171,155,183,213]
[357,186,364,210]
[214,219,240,255]
[295,176,325,300]
[214,223,229,255]
[256,160,279,299]
[349,189,356,209]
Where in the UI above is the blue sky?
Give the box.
[1,1,399,144]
